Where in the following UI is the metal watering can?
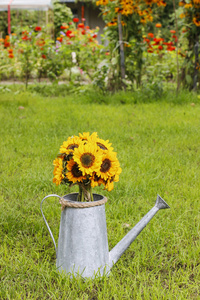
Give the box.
[41,192,170,278]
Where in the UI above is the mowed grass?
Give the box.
[0,90,200,299]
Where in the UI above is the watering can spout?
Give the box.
[108,195,170,269]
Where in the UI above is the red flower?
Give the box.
[22,36,30,41]
[92,34,97,38]
[144,38,150,43]
[158,45,163,50]
[153,38,164,45]
[73,18,79,23]
[35,26,42,31]
[153,38,164,42]
[148,33,154,38]
[163,41,173,46]
[66,30,72,37]
[41,54,46,59]
[167,46,175,51]
[147,49,154,53]
[81,30,86,35]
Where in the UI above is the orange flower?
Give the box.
[185,3,192,8]
[57,37,63,42]
[8,53,14,58]
[8,49,13,53]
[4,41,10,47]
[155,23,162,28]
[148,33,154,38]
[78,23,84,28]
[179,1,185,6]
[193,17,200,26]
[180,13,185,19]
[170,30,176,33]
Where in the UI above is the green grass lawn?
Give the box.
[0,90,200,299]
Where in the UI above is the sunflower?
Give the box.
[66,159,86,183]
[97,151,122,181]
[90,173,101,188]
[53,158,64,186]
[59,136,82,155]
[193,17,200,26]
[73,142,102,176]
[105,178,114,191]
[96,137,113,151]
[105,174,120,191]
[79,132,98,143]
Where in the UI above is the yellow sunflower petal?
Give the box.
[53,158,64,185]
[79,132,98,143]
[73,142,102,176]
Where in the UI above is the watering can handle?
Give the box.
[40,194,62,258]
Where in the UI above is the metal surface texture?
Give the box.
[41,193,170,278]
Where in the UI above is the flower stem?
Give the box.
[78,183,93,202]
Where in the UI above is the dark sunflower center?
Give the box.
[67,144,78,151]
[100,158,111,173]
[97,142,107,150]
[72,163,83,178]
[80,153,95,168]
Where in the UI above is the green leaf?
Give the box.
[186,74,192,84]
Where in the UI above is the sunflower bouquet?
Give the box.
[53,132,122,202]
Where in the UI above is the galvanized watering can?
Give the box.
[41,192,170,278]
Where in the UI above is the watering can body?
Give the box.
[41,193,170,278]
[57,193,110,277]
